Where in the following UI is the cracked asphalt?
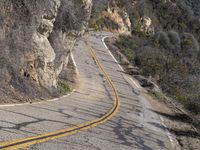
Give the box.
[0,32,173,150]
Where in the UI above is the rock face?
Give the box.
[0,0,92,101]
[136,16,154,34]
[102,1,131,34]
[91,0,131,34]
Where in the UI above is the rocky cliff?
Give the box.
[90,0,131,34]
[0,0,92,103]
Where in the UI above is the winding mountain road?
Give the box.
[0,32,174,150]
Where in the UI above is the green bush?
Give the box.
[134,56,141,66]
[123,48,135,61]
[58,80,71,94]
[181,39,193,46]
[186,100,200,114]
[116,35,138,62]
[0,57,6,65]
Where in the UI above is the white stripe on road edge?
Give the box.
[129,76,141,89]
[159,115,180,149]
[0,90,76,108]
[71,52,79,75]
[102,36,141,89]
[102,36,124,72]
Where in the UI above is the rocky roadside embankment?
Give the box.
[0,0,92,103]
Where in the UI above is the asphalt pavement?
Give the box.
[0,32,174,150]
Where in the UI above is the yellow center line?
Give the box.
[0,40,120,150]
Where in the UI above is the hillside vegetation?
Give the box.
[91,0,200,114]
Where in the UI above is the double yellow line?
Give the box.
[0,40,120,149]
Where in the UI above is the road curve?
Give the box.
[0,32,174,150]
[0,36,120,150]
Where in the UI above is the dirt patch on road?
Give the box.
[105,37,200,150]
